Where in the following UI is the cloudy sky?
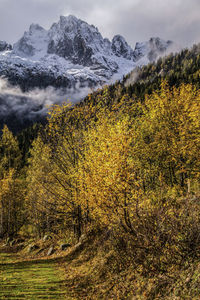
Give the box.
[0,0,200,48]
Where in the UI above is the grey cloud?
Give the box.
[0,78,91,120]
[102,0,200,47]
[1,0,200,48]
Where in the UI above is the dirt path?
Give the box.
[0,253,68,299]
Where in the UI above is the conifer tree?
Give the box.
[0,125,21,178]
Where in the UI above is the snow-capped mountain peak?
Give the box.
[133,37,173,62]
[29,23,45,33]
[47,14,107,66]
[0,15,173,91]
[112,35,134,60]
[0,41,12,52]
[13,23,48,58]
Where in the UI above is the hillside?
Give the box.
[0,35,200,299]
[0,78,200,299]
[82,43,200,109]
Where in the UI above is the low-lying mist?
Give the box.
[0,78,92,133]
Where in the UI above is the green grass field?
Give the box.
[0,253,68,299]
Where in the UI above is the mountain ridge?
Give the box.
[0,15,173,90]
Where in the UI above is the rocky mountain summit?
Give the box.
[0,41,12,52]
[0,15,173,90]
